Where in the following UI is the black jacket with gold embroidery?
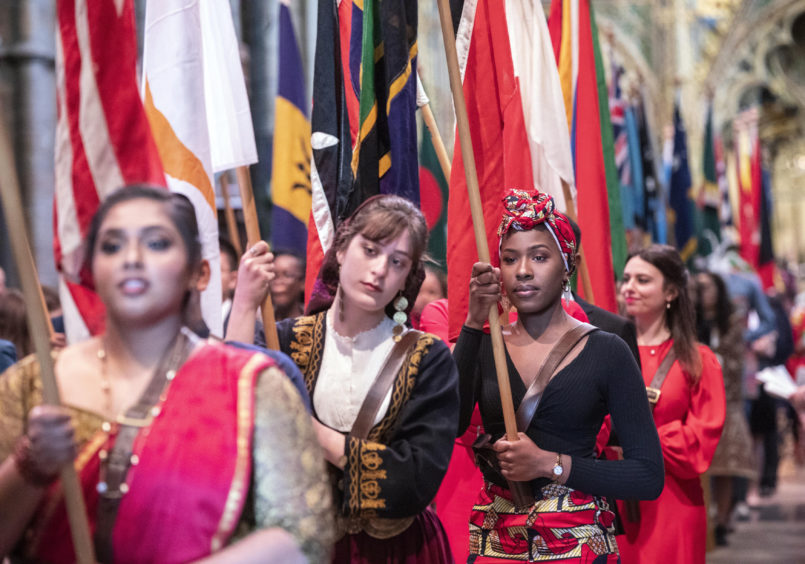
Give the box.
[277,312,459,524]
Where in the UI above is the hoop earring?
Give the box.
[392,292,408,342]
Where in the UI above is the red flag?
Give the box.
[548,0,625,313]
[446,0,535,342]
[734,108,761,272]
[446,0,576,342]
[54,0,165,340]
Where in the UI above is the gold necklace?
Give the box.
[97,343,112,418]
[96,341,119,494]
[94,337,182,497]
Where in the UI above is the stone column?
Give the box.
[0,0,57,287]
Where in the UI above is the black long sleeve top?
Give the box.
[454,325,664,500]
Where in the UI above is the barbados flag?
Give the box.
[271,0,311,256]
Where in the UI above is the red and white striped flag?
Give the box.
[54,0,166,342]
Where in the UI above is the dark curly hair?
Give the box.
[306,195,428,318]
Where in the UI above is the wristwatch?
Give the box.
[552,453,564,480]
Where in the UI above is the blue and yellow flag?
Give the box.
[271,0,311,255]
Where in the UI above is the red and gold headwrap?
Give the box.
[497,188,577,273]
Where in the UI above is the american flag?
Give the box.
[609,64,633,228]
[54,0,165,341]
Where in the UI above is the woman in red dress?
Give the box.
[618,245,726,563]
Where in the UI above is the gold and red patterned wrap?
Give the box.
[469,480,620,562]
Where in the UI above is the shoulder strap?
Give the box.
[646,347,676,409]
[350,330,423,440]
[515,323,598,431]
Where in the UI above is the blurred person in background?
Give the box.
[269,251,305,322]
[219,237,239,321]
[0,289,32,360]
[41,285,67,350]
[411,266,446,329]
[695,270,756,545]
[748,289,794,499]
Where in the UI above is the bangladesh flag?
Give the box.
[418,123,448,269]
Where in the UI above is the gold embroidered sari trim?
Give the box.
[210,353,261,552]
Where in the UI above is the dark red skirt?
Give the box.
[332,508,454,563]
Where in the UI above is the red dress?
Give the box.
[617,340,725,564]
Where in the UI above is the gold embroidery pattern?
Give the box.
[368,334,433,443]
[289,314,325,392]
[357,442,387,511]
[340,437,415,539]
[342,335,434,517]
[347,435,363,514]
[210,354,261,552]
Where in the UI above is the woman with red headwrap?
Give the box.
[454,189,664,562]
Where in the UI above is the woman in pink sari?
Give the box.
[0,186,333,563]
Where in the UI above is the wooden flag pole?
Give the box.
[436,0,518,442]
[220,172,243,258]
[29,244,56,341]
[560,181,596,304]
[0,109,95,563]
[234,165,280,351]
[420,101,452,183]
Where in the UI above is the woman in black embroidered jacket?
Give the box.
[226,195,459,563]
[454,189,663,562]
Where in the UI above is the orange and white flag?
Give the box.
[142,0,257,336]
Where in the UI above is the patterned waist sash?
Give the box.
[469,481,619,562]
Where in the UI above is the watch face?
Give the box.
[553,465,564,476]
